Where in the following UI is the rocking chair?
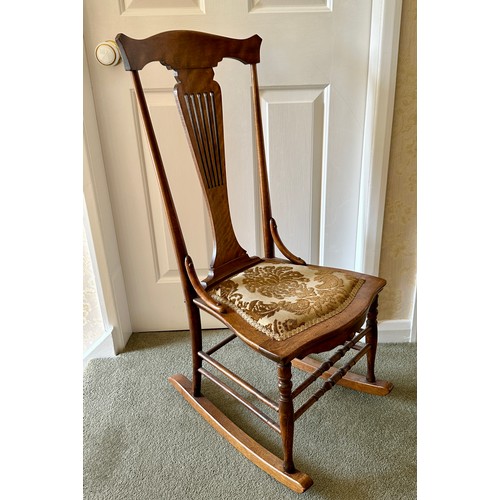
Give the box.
[115,30,393,493]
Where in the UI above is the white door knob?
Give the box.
[95,40,121,66]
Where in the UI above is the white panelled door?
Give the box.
[84,0,390,332]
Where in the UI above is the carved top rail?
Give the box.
[116,31,262,71]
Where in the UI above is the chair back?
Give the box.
[116,31,268,291]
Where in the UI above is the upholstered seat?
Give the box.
[210,261,365,341]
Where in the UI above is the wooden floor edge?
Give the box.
[292,357,394,396]
[168,373,313,494]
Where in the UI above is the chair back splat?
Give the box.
[116,30,393,493]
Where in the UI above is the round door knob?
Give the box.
[95,40,121,66]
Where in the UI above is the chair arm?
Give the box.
[184,256,226,314]
[269,218,306,266]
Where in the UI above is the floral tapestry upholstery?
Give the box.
[210,262,364,341]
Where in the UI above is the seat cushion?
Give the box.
[210,262,364,341]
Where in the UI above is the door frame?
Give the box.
[356,0,402,275]
[84,43,132,356]
[84,0,402,353]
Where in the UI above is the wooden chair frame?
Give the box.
[116,30,393,493]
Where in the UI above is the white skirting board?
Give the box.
[83,328,116,368]
[84,322,415,368]
[378,320,414,343]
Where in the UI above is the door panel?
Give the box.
[135,89,213,283]
[261,86,326,264]
[120,0,206,16]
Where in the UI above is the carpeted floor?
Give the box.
[83,330,416,499]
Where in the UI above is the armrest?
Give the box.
[269,218,306,266]
[184,256,226,314]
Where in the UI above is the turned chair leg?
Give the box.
[187,303,203,397]
[278,362,295,473]
[365,294,379,384]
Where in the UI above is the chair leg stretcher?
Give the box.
[292,356,394,396]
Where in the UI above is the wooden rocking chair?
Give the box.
[115,30,393,493]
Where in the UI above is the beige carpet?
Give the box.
[83,330,416,499]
